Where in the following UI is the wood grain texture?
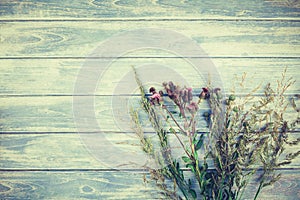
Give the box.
[0,171,162,199]
[0,21,299,57]
[0,170,299,200]
[0,58,299,95]
[1,133,299,169]
[0,95,299,132]
[1,0,299,199]
[0,0,299,19]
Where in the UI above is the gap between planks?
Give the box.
[0,17,299,22]
[1,130,300,134]
[0,56,299,59]
[1,168,300,172]
[0,93,298,97]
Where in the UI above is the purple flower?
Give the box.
[187,87,193,102]
[163,81,180,103]
[199,87,210,101]
[186,102,199,114]
[159,90,164,96]
[168,81,176,93]
[149,87,156,94]
[181,89,188,103]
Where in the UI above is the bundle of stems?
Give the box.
[130,67,299,200]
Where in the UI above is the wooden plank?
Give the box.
[230,170,300,200]
[0,58,299,95]
[0,21,299,57]
[0,133,299,169]
[0,171,162,199]
[0,95,299,132]
[0,0,299,19]
[0,170,299,199]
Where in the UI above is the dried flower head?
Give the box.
[186,102,199,114]
[187,87,193,102]
[181,88,189,103]
[213,88,222,99]
[199,87,210,99]
[131,67,298,200]
[149,87,162,105]
[149,87,156,94]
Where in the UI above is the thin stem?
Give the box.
[156,107,188,155]
[170,127,191,159]
[254,179,264,200]
[164,108,187,134]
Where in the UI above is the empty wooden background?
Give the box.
[0,0,299,199]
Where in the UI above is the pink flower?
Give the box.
[202,87,209,93]
[150,92,162,105]
[151,93,160,100]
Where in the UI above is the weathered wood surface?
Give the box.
[1,0,299,199]
[0,21,299,57]
[1,133,299,169]
[0,0,299,19]
[0,95,299,132]
[0,171,299,200]
[0,171,163,200]
[0,58,299,95]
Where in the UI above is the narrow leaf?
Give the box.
[186,164,195,173]
[182,156,191,163]
[195,134,204,151]
[189,189,197,199]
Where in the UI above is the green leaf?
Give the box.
[233,106,238,112]
[176,162,180,172]
[180,169,184,179]
[194,150,198,159]
[169,127,175,133]
[189,189,197,199]
[216,156,223,170]
[182,156,191,163]
[291,98,297,110]
[186,163,195,173]
[206,178,211,184]
[188,179,192,186]
[195,134,204,151]
[226,119,231,128]
[229,94,236,101]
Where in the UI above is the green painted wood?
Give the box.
[0,21,299,57]
[0,0,299,19]
[1,1,299,199]
[0,171,162,199]
[0,95,298,132]
[0,170,299,199]
[0,133,299,169]
[0,58,299,95]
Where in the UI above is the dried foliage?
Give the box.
[130,67,299,200]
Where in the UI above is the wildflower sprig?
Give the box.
[130,67,299,200]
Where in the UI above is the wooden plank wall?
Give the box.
[0,1,299,199]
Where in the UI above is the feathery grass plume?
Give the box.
[130,67,299,200]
